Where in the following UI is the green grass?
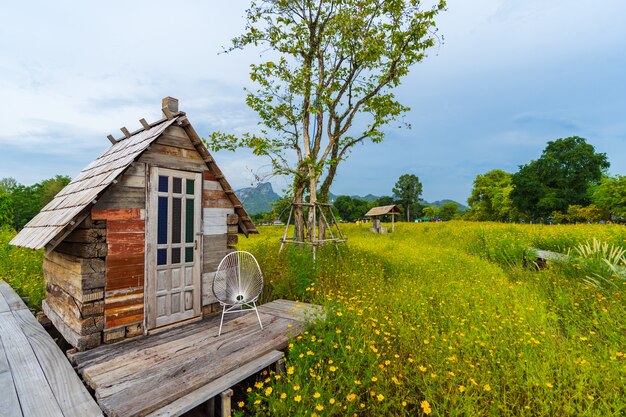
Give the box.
[236,222,626,416]
[0,227,44,310]
[0,222,624,415]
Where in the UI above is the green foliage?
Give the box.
[422,205,440,219]
[237,223,626,416]
[0,228,44,310]
[333,196,370,222]
[551,205,604,224]
[208,0,446,235]
[439,201,460,221]
[591,175,626,219]
[0,175,71,230]
[511,137,609,220]
[393,174,423,221]
[0,193,14,227]
[467,169,516,221]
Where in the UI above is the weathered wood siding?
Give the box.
[93,164,147,340]
[137,126,207,173]
[201,170,236,307]
[43,214,107,350]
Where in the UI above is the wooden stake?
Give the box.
[107,134,117,145]
[139,118,150,130]
[120,127,131,138]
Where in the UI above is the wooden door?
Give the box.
[146,167,202,329]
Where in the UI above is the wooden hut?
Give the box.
[364,204,401,233]
[10,97,258,351]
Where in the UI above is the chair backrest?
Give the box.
[212,251,264,305]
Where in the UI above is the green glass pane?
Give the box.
[186,179,194,195]
[185,247,193,263]
[186,199,194,243]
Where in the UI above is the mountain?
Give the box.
[235,182,281,214]
[427,199,468,211]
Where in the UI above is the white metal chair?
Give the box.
[213,251,264,336]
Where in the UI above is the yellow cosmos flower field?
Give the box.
[236,222,625,416]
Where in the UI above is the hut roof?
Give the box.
[364,205,401,217]
[10,102,257,250]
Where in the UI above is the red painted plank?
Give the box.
[107,232,145,244]
[92,208,142,221]
[203,170,216,181]
[107,220,145,233]
[107,242,144,256]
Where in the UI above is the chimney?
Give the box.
[162,96,179,119]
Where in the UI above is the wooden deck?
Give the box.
[71,299,323,417]
[0,281,103,417]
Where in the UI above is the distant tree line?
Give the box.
[466,136,626,223]
[251,173,465,225]
[0,176,71,231]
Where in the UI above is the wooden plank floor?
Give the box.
[0,281,103,417]
[72,299,323,417]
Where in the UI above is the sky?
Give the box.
[1,0,625,204]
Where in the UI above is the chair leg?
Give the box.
[218,304,226,336]
[253,302,263,330]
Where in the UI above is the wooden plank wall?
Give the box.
[93,164,146,343]
[43,215,107,351]
[202,170,236,308]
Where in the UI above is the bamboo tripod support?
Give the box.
[279,202,346,261]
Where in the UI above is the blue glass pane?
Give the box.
[157,249,167,265]
[158,176,168,192]
[171,248,181,264]
[158,196,168,244]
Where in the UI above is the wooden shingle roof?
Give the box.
[364,205,401,217]
[11,101,257,250]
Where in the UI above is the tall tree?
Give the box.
[209,0,446,241]
[467,169,516,221]
[393,174,423,221]
[511,137,609,220]
[591,175,626,219]
[439,201,459,221]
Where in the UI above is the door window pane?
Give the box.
[157,249,167,265]
[171,247,181,264]
[157,197,168,244]
[186,179,194,195]
[185,199,194,243]
[158,176,168,192]
[172,198,182,244]
[185,247,193,263]
[173,177,182,194]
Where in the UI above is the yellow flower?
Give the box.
[421,400,432,415]
[347,393,357,402]
[287,366,294,375]
[545,382,553,389]
[484,384,492,392]
[294,395,302,402]
[377,394,384,401]
[371,377,378,382]
[238,401,245,408]
[423,339,430,344]
[280,393,287,399]
[336,311,343,316]
[315,404,324,411]
[329,366,337,372]
[293,385,300,391]
[254,381,263,389]
[459,385,466,393]
[402,401,407,407]
[418,365,427,372]
[246,387,252,393]
[265,387,273,396]
[329,398,336,404]
[313,392,321,399]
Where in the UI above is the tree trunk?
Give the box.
[307,175,319,243]
[406,205,410,222]
[293,180,307,243]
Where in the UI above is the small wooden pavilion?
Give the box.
[364,204,401,233]
[10,97,259,351]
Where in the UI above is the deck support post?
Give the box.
[205,397,215,417]
[220,388,233,417]
[275,357,286,376]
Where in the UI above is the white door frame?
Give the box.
[145,166,202,331]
